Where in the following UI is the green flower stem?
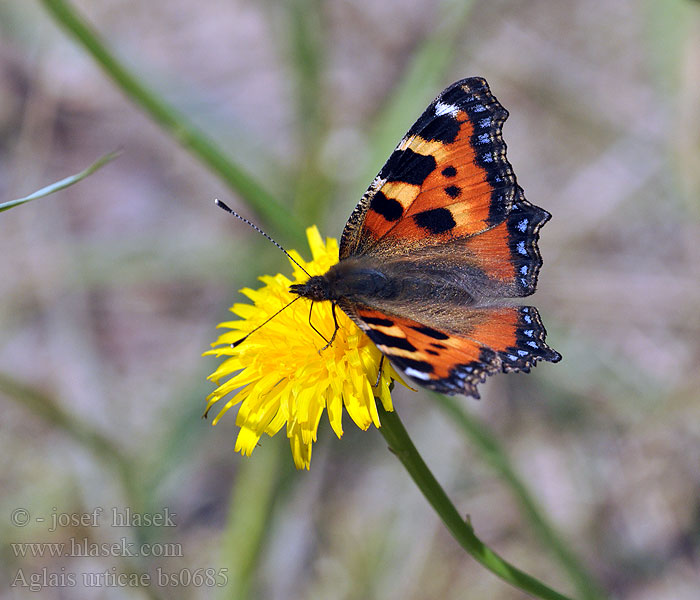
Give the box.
[38,0,304,246]
[377,403,574,600]
[430,393,606,600]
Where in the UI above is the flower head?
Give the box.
[204,226,405,469]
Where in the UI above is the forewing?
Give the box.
[340,77,552,298]
[340,77,518,259]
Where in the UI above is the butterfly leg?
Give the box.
[307,301,333,350]
[373,355,385,388]
[317,302,340,353]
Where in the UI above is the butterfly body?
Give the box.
[290,77,560,397]
[291,258,476,306]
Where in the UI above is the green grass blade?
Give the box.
[0,372,170,600]
[0,151,119,213]
[217,440,283,600]
[643,0,695,93]
[0,371,142,511]
[358,0,476,192]
[38,0,304,245]
[284,0,334,225]
[431,393,607,600]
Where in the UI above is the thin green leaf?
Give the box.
[218,440,283,600]
[284,0,334,225]
[643,0,695,93]
[38,0,305,245]
[0,372,168,600]
[357,0,477,194]
[0,371,141,509]
[431,392,607,600]
[0,151,119,213]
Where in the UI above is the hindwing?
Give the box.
[340,302,560,397]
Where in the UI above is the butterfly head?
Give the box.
[290,275,333,302]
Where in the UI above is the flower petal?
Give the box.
[205,228,411,468]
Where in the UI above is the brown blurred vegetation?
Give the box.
[1,1,700,599]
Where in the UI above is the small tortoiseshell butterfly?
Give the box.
[290,77,561,397]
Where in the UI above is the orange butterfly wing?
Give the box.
[343,304,559,397]
[331,78,560,396]
[340,77,550,298]
[341,78,515,256]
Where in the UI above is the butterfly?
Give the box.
[289,77,561,397]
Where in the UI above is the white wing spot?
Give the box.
[434,101,460,117]
[405,367,431,381]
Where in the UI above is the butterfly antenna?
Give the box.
[215,199,311,277]
[230,296,302,348]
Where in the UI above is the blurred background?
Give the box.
[1,1,699,598]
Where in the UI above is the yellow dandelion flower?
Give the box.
[204,226,407,469]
